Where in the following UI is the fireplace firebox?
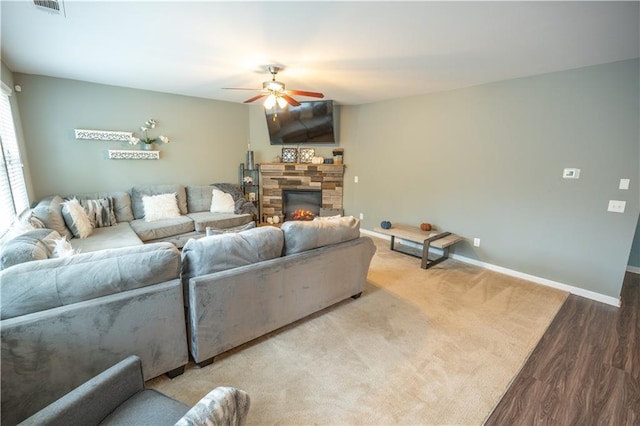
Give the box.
[282,189,322,221]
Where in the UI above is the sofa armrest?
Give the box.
[174,387,250,426]
[19,356,145,426]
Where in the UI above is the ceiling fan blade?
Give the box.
[281,94,301,107]
[287,89,324,99]
[243,94,267,103]
[222,87,261,91]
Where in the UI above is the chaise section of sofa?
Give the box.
[0,242,189,426]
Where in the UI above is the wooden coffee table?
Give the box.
[373,224,463,269]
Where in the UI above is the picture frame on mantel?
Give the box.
[299,148,315,163]
[281,147,297,163]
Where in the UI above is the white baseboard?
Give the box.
[361,228,621,307]
[627,265,640,274]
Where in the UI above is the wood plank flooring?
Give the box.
[486,272,640,425]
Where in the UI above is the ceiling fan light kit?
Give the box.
[225,65,325,109]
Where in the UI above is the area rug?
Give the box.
[147,237,568,425]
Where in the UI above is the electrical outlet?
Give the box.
[354,176,359,183]
[359,213,364,220]
[608,200,626,213]
[473,238,481,247]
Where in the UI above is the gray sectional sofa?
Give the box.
[1,242,188,426]
[0,197,375,425]
[27,183,257,253]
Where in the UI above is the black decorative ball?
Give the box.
[381,221,392,229]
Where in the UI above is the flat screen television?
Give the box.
[265,100,336,145]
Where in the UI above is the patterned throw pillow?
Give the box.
[80,197,117,228]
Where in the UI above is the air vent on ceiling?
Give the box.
[33,0,66,17]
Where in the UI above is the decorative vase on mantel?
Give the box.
[141,143,155,151]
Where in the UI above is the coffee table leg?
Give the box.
[421,240,431,269]
[421,232,452,269]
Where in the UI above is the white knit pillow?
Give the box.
[210,188,235,213]
[142,193,181,222]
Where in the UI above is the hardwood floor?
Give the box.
[486,272,639,425]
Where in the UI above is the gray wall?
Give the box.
[252,60,639,299]
[12,74,248,198]
[8,60,639,299]
[351,59,638,298]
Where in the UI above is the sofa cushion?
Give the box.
[131,185,187,220]
[129,216,195,242]
[0,242,181,320]
[141,193,181,222]
[186,185,214,213]
[181,226,284,288]
[32,195,73,240]
[61,198,93,239]
[69,192,134,223]
[0,229,61,270]
[186,212,253,233]
[281,216,360,255]
[69,222,143,253]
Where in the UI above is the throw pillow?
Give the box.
[80,197,117,228]
[210,188,235,213]
[205,221,256,236]
[61,198,93,239]
[28,212,46,229]
[51,236,77,258]
[32,195,73,240]
[142,193,181,222]
[0,229,61,270]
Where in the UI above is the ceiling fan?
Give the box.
[224,66,324,108]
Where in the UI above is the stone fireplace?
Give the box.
[260,163,345,221]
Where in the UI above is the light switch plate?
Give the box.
[608,200,626,213]
[619,179,630,190]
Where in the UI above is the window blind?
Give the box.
[0,83,29,233]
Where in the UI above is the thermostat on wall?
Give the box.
[562,168,580,179]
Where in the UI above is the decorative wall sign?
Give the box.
[108,150,159,160]
[299,148,315,163]
[75,129,133,141]
[281,147,298,163]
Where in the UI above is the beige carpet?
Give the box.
[147,237,568,425]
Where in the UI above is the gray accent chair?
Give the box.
[19,355,251,426]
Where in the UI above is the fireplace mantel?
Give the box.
[259,163,345,220]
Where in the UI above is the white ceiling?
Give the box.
[2,1,638,105]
